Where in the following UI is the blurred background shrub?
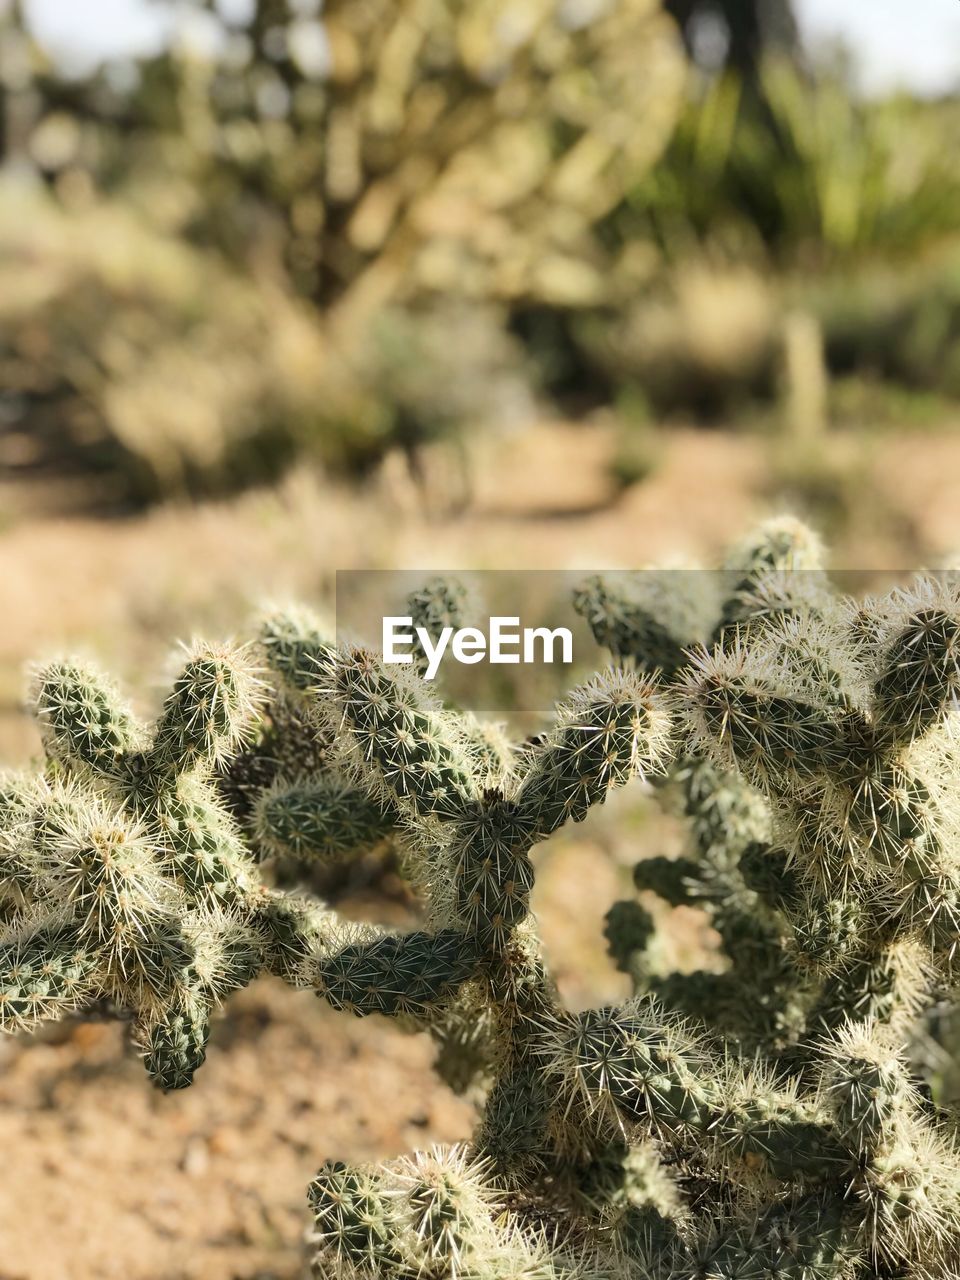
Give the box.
[0,0,959,517]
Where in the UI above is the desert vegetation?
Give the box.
[2,4,960,1276]
[1,1,959,517]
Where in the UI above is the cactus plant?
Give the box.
[13,0,684,317]
[5,527,960,1277]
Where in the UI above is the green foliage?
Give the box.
[570,62,960,420]
[7,541,960,1276]
[622,60,960,266]
[803,254,960,399]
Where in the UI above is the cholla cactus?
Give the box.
[3,640,371,1088]
[6,535,960,1279]
[575,520,960,1276]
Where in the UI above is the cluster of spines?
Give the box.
[516,670,674,837]
[2,640,384,1088]
[2,579,679,1096]
[682,576,960,999]
[243,590,514,885]
[0,916,99,1033]
[532,996,960,1276]
[308,1145,592,1280]
[252,776,396,865]
[319,644,479,826]
[585,524,819,1049]
[1,648,266,1082]
[216,605,341,829]
[591,523,960,1064]
[406,575,470,680]
[574,521,960,1277]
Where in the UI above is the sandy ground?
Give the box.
[2,421,959,1278]
[0,988,472,1280]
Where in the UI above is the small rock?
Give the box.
[181,1135,209,1178]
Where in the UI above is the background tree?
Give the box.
[665,0,799,80]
